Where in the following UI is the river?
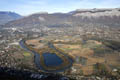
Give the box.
[19,39,74,73]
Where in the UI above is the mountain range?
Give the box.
[2,8,120,29]
[0,11,22,25]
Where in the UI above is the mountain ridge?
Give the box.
[3,8,120,28]
[0,11,22,25]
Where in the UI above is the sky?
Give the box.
[0,0,120,15]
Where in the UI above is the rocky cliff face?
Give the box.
[70,8,120,17]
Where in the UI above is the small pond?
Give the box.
[42,52,63,66]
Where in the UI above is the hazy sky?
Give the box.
[0,0,120,15]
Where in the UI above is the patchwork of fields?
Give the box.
[25,37,120,75]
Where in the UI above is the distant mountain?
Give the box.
[3,8,120,28]
[0,11,22,25]
[4,13,74,28]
